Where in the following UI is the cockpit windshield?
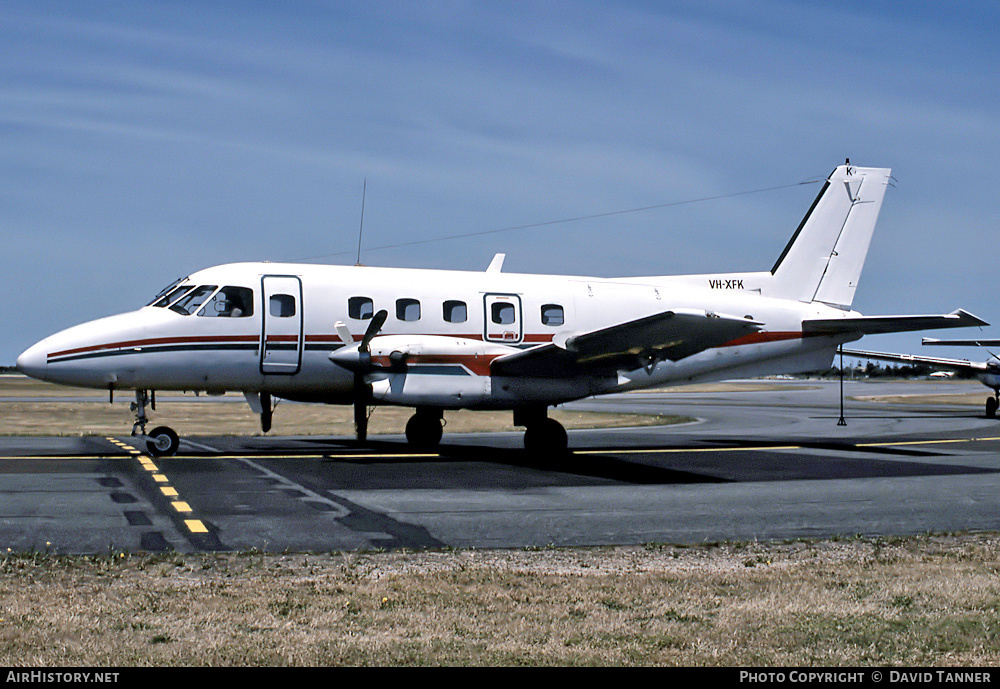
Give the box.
[147,278,191,307]
[149,279,256,317]
[169,285,218,315]
[151,284,196,309]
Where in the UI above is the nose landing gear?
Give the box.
[130,389,180,457]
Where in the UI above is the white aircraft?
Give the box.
[16,161,988,456]
[845,337,1000,417]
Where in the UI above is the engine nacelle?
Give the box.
[332,335,516,408]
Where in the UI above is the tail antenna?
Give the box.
[356,179,367,266]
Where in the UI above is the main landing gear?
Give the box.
[130,389,180,457]
[516,406,569,456]
[365,405,569,456]
[987,393,999,419]
[404,407,444,451]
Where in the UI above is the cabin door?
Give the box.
[260,275,303,375]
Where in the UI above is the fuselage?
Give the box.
[16,261,856,410]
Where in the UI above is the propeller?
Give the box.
[331,310,387,442]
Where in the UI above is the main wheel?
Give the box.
[987,397,998,419]
[524,418,568,456]
[146,426,180,457]
[405,413,443,451]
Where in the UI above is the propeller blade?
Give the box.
[329,310,387,372]
[354,381,368,442]
[360,310,388,352]
[334,321,353,345]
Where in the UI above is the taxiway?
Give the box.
[1,379,999,553]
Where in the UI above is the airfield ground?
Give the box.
[1,375,997,666]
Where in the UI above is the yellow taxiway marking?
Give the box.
[857,436,1000,448]
[184,519,208,534]
[172,501,192,513]
[160,486,178,497]
[575,445,803,455]
[105,437,142,456]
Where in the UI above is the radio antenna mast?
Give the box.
[355,179,367,266]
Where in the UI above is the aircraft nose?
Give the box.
[16,341,48,380]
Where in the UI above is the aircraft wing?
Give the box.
[803,309,988,336]
[491,309,761,378]
[842,348,988,374]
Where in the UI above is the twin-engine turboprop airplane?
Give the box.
[16,162,988,456]
[845,337,1000,417]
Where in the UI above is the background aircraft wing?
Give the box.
[803,309,988,336]
[491,309,761,378]
[923,337,1000,347]
[841,348,987,374]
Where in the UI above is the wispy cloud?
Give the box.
[1,1,997,360]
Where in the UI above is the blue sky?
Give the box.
[3,1,998,366]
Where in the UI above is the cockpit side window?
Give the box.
[197,286,254,318]
[170,285,218,315]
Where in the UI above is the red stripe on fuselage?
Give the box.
[48,335,260,361]
[46,330,811,368]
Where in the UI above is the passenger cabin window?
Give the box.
[491,302,515,325]
[269,294,296,317]
[541,304,564,326]
[443,300,467,323]
[198,286,254,318]
[396,298,420,322]
[170,285,217,315]
[349,296,374,320]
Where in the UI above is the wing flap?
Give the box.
[803,309,988,336]
[491,309,760,378]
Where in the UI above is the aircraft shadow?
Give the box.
[242,436,1000,488]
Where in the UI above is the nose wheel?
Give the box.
[146,426,180,457]
[130,389,180,457]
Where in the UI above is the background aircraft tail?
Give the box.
[767,162,892,308]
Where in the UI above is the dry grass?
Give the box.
[2,534,1000,666]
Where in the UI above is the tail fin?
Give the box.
[768,162,892,308]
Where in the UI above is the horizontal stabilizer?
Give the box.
[803,309,988,336]
[923,337,1000,347]
[492,309,760,378]
[842,348,986,373]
